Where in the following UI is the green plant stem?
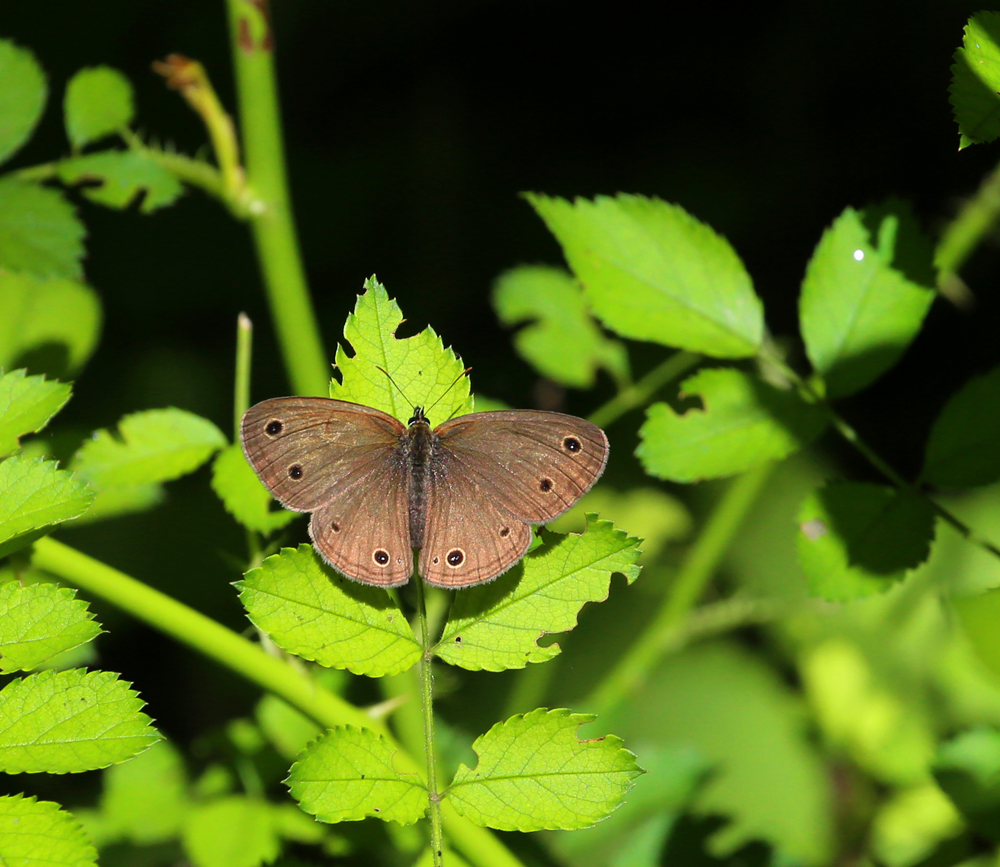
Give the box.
[224,0,328,397]
[415,577,445,867]
[33,537,525,867]
[588,351,700,428]
[234,312,253,437]
[586,463,774,714]
[935,156,1000,279]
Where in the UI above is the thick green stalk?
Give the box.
[224,0,328,397]
[33,537,526,867]
[935,156,1000,280]
[588,352,700,429]
[586,463,774,713]
[234,312,253,437]
[415,578,445,867]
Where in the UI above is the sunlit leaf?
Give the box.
[446,708,643,831]
[436,516,640,672]
[527,193,763,358]
[0,369,71,458]
[950,12,1000,148]
[288,726,427,825]
[211,443,297,534]
[64,66,134,149]
[239,545,421,677]
[182,797,279,867]
[0,794,97,867]
[0,40,47,166]
[0,179,85,280]
[0,669,159,773]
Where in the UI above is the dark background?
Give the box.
[2,0,995,762]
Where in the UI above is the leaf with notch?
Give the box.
[0,179,85,280]
[0,369,71,458]
[0,669,159,773]
[331,277,473,424]
[288,726,427,825]
[637,367,828,482]
[0,583,101,674]
[239,545,420,677]
[0,40,47,166]
[64,66,134,149]
[0,455,94,559]
[58,150,183,213]
[493,265,629,388]
[950,12,1000,149]
[0,794,97,867]
[446,708,643,831]
[211,443,298,535]
[436,516,640,672]
[527,193,763,358]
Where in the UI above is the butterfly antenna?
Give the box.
[426,367,472,415]
[375,365,412,407]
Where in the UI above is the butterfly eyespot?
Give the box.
[288,464,303,480]
[265,420,283,436]
[562,436,581,452]
[499,526,510,537]
[433,556,440,565]
[446,549,465,567]
[373,549,390,566]
[539,477,553,492]
[330,520,341,533]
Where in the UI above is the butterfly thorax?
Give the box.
[404,407,435,548]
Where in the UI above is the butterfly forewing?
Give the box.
[433,411,609,524]
[241,397,413,585]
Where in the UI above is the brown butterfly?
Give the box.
[240,398,608,588]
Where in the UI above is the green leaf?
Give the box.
[287,726,427,825]
[797,482,935,601]
[269,802,326,844]
[72,407,226,488]
[436,516,640,672]
[493,265,629,388]
[527,193,763,358]
[0,794,97,867]
[256,694,322,761]
[0,178,85,280]
[58,150,183,213]
[950,12,1000,149]
[0,272,102,376]
[922,365,1000,487]
[0,455,94,559]
[799,204,935,398]
[0,582,101,674]
[70,482,165,525]
[934,728,1000,842]
[446,708,643,831]
[182,797,279,867]
[0,369,71,458]
[211,443,297,534]
[63,66,134,149]
[0,41,47,167]
[100,739,188,844]
[331,276,473,424]
[636,368,828,482]
[0,668,159,773]
[954,589,1000,684]
[239,545,421,677]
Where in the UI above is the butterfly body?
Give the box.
[241,397,608,588]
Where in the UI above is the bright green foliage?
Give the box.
[415,846,472,867]
[71,482,164,524]
[211,443,297,534]
[799,205,935,398]
[0,369,71,458]
[492,265,629,388]
[0,179,85,280]
[954,589,1000,683]
[182,796,280,867]
[446,708,643,831]
[527,193,763,358]
[0,455,94,559]
[0,669,159,773]
[270,802,327,844]
[797,482,935,600]
[0,272,102,375]
[256,694,322,760]
[72,407,226,488]
[610,640,834,864]
[0,583,101,674]
[637,368,828,482]
[58,151,183,213]
[99,739,188,844]
[436,517,641,671]
[288,726,428,825]
[331,277,473,424]
[934,728,1000,841]
[0,41,46,166]
[0,794,96,867]
[950,12,1000,148]
[240,545,420,676]
[922,365,1000,487]
[63,66,134,149]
